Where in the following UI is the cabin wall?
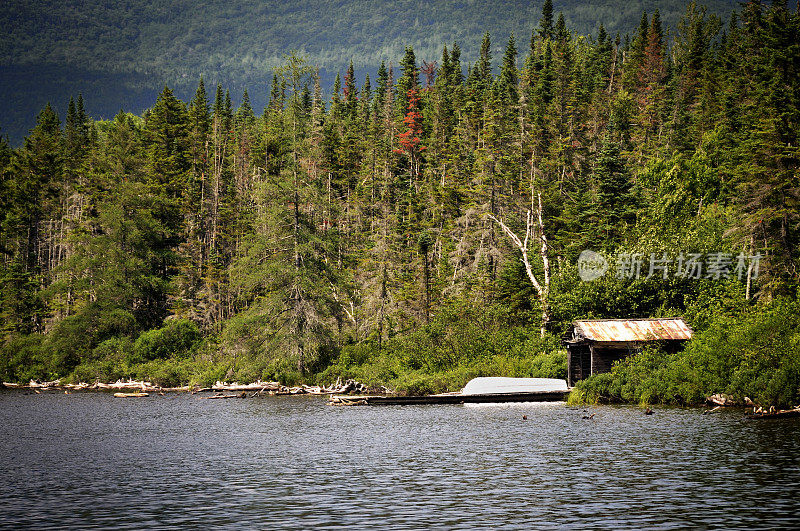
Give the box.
[567,344,591,386]
[568,342,640,384]
[592,346,634,375]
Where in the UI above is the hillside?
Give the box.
[2,0,739,144]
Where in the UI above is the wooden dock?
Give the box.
[329,390,569,406]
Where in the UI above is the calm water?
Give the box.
[1,390,799,529]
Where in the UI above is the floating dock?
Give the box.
[329,377,570,406]
[360,390,568,406]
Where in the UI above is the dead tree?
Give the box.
[488,193,551,337]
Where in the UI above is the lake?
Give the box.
[1,390,799,529]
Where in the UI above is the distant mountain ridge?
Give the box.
[2,0,738,144]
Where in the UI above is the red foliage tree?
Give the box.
[394,88,426,184]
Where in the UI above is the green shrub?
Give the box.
[69,359,127,384]
[568,372,616,405]
[128,319,202,364]
[314,302,569,395]
[1,334,47,383]
[194,362,229,388]
[128,358,192,387]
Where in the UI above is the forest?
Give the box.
[1,0,799,405]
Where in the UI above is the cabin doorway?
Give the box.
[568,345,591,386]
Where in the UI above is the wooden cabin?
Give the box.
[562,318,693,386]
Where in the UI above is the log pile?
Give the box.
[747,405,800,419]
[211,380,281,392]
[9,379,196,393]
[27,379,62,389]
[706,393,738,407]
[3,377,385,402]
[205,378,375,396]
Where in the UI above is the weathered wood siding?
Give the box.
[591,347,633,375]
[567,344,591,386]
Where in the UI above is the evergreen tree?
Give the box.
[591,136,635,246]
[344,60,358,117]
[539,0,554,40]
[1,104,62,334]
[144,86,191,201]
[450,43,464,86]
[187,77,211,216]
[397,46,419,115]
[375,61,389,112]
[475,32,493,94]
[499,33,519,102]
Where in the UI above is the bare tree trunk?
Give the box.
[488,192,551,337]
[746,235,754,300]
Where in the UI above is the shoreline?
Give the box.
[1,377,377,397]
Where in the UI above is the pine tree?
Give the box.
[397,46,419,115]
[591,136,635,246]
[475,32,493,94]
[450,43,464,86]
[187,77,211,217]
[75,94,88,143]
[624,11,650,88]
[375,61,389,112]
[344,60,358,117]
[499,33,519,102]
[360,73,372,125]
[144,86,191,201]
[17,103,62,272]
[1,104,62,334]
[539,0,554,40]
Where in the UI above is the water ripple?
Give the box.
[1,392,799,528]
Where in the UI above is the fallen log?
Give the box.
[211,380,281,391]
[29,379,62,389]
[324,379,369,395]
[706,393,738,407]
[113,392,149,398]
[157,386,193,392]
[327,395,368,406]
[199,393,246,400]
[106,379,154,390]
[746,407,800,420]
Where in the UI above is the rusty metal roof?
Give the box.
[572,318,693,342]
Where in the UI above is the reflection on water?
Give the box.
[1,391,799,529]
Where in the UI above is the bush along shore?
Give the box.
[3,297,799,408]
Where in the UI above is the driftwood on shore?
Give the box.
[746,406,800,419]
[199,392,248,399]
[5,377,381,400]
[328,395,369,406]
[706,393,739,407]
[212,380,281,392]
[197,379,377,399]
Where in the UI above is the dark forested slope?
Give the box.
[2,0,739,144]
